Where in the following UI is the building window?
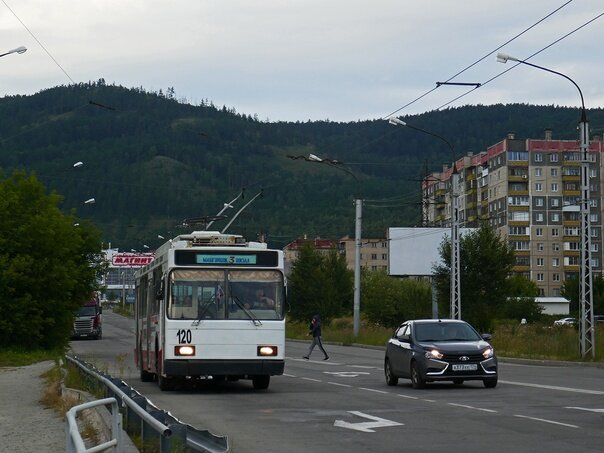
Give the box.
[535,228,543,236]
[591,228,599,238]
[535,182,543,192]
[371,254,377,260]
[550,153,559,163]
[552,243,560,251]
[536,258,544,266]
[538,288,545,296]
[552,258,560,267]
[590,213,598,223]
[552,273,560,282]
[537,243,544,251]
[535,168,542,177]
[552,228,559,236]
[551,183,559,192]
[537,273,544,282]
[535,197,544,207]
[535,153,543,162]
[553,288,561,296]
[551,198,560,208]
[535,213,544,222]
[592,258,600,268]
[551,213,560,223]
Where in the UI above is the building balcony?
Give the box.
[508,175,529,182]
[513,250,530,257]
[563,190,581,197]
[509,189,529,196]
[508,205,530,211]
[562,174,581,182]
[512,265,530,272]
[508,220,529,227]
[563,250,580,256]
[508,161,529,167]
[563,220,580,227]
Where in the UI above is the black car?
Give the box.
[384,319,497,389]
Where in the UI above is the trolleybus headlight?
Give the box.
[257,345,278,356]
[175,345,196,356]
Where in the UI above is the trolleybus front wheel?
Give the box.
[252,375,270,390]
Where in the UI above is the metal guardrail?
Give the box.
[66,397,122,453]
[65,355,229,452]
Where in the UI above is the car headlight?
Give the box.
[425,349,443,360]
[482,347,494,359]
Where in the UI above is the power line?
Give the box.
[434,10,604,111]
[383,0,574,119]
[2,0,76,85]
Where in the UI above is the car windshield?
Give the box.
[414,322,481,342]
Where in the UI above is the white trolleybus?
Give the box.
[134,231,285,390]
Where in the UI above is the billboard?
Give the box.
[388,227,475,276]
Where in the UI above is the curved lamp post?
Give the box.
[288,153,363,337]
[388,118,461,320]
[0,46,27,58]
[497,53,594,358]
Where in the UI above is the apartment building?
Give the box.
[338,236,389,272]
[422,130,604,297]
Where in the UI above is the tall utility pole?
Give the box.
[288,154,363,337]
[388,118,460,319]
[450,169,461,320]
[497,53,595,358]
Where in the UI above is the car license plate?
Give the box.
[452,364,477,371]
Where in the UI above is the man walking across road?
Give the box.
[303,314,329,361]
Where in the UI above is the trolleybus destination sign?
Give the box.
[195,254,257,265]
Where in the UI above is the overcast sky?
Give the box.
[1,0,603,122]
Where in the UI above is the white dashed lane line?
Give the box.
[514,414,579,429]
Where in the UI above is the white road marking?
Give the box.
[301,377,321,382]
[334,411,403,433]
[359,387,389,394]
[500,380,604,395]
[348,365,381,370]
[283,373,297,378]
[396,394,419,400]
[448,403,497,413]
[324,371,370,378]
[328,382,352,388]
[422,399,436,403]
[565,406,604,413]
[513,414,579,429]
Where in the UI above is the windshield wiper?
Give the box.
[193,295,216,325]
[231,294,262,326]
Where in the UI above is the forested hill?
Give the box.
[1,81,602,250]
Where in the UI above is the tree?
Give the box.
[433,222,516,331]
[287,244,352,323]
[0,171,104,350]
[503,275,543,322]
[362,270,431,328]
[561,274,604,316]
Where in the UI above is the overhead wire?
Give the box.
[2,0,76,84]
[383,0,574,119]
[434,9,604,111]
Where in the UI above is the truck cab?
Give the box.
[72,297,103,340]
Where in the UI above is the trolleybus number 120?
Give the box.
[177,329,192,344]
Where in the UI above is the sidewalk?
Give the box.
[0,360,139,452]
[0,361,65,452]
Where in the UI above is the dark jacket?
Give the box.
[309,316,322,337]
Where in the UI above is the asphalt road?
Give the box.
[70,311,604,453]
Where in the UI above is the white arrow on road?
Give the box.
[565,406,604,413]
[334,411,403,432]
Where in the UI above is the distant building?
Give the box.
[282,237,338,274]
[338,235,389,272]
[101,248,154,303]
[422,130,604,297]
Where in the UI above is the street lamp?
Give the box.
[0,46,27,58]
[497,52,595,358]
[288,153,363,337]
[389,118,461,320]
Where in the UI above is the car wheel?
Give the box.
[410,361,426,389]
[384,359,399,386]
[453,379,464,385]
[483,377,498,388]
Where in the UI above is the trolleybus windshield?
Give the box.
[167,269,284,321]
